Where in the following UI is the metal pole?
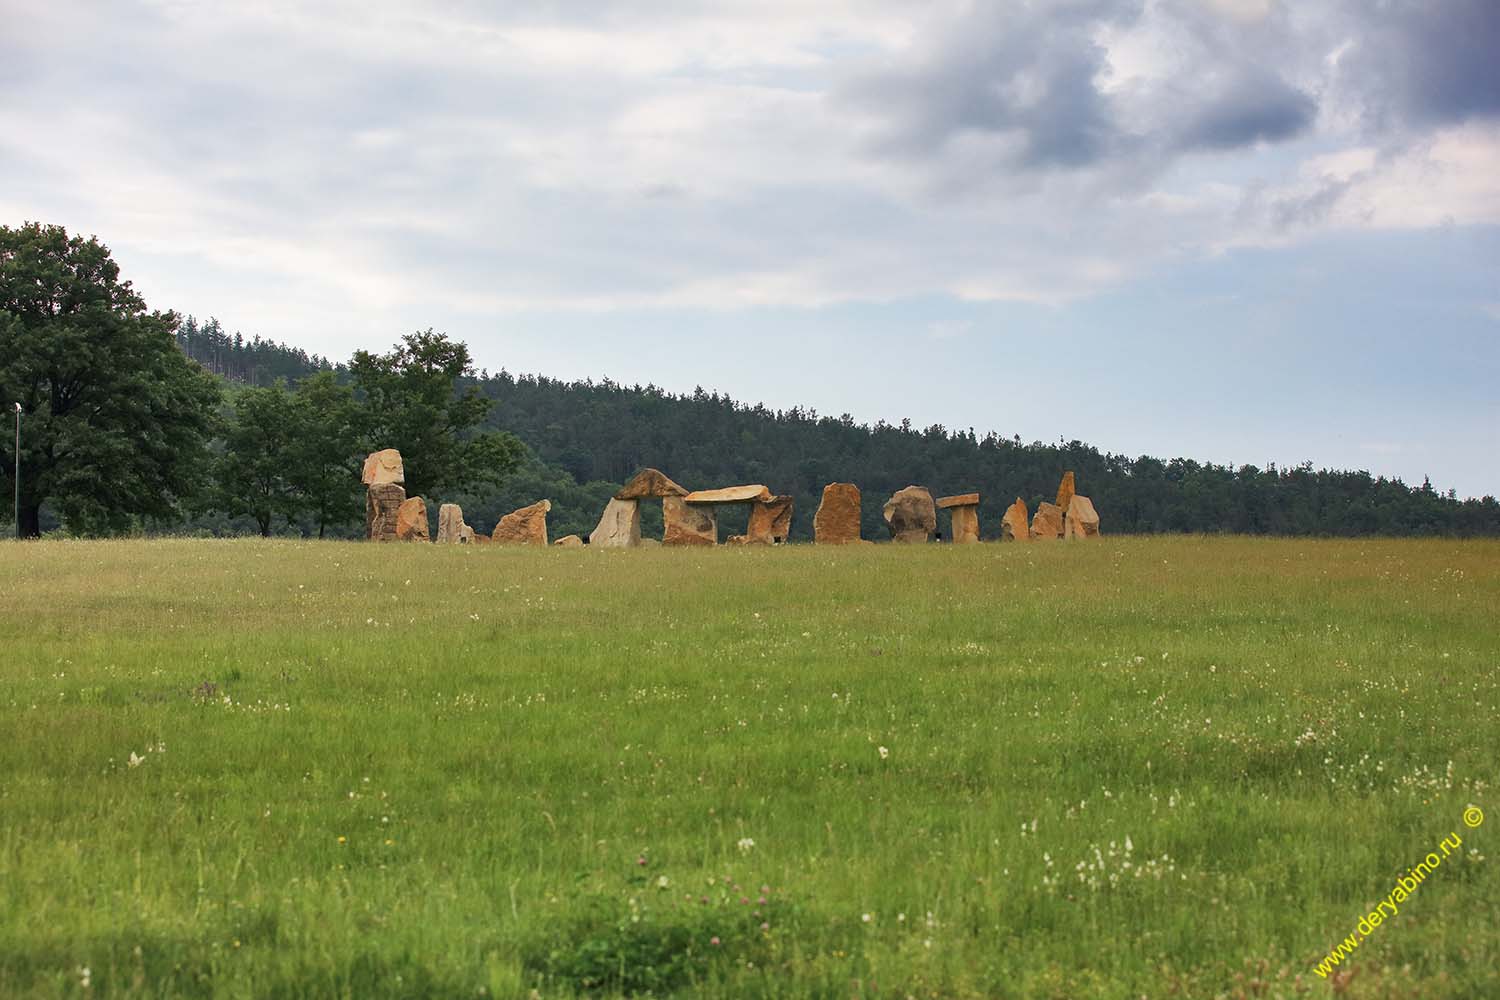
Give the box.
[12,403,19,540]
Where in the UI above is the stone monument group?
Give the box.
[361,450,1101,547]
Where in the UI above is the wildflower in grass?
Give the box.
[760,921,769,931]
[710,936,721,946]
[861,913,872,923]
[656,875,670,889]
[878,746,890,760]
[636,855,647,866]
[337,836,347,844]
[127,752,144,768]
[737,837,755,852]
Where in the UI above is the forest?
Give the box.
[4,223,1497,541]
[172,323,1500,542]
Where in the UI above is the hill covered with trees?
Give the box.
[12,222,1493,541]
[168,326,1500,541]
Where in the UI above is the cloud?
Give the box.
[1337,0,1500,129]
[844,0,1136,170]
[0,0,1495,329]
[842,0,1319,183]
[1171,67,1317,151]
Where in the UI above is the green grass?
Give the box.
[0,536,1496,999]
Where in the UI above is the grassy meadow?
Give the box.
[0,536,1496,999]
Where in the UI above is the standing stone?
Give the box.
[365,483,406,541]
[396,496,430,542]
[745,495,794,544]
[1030,501,1064,540]
[617,468,689,500]
[361,449,405,486]
[1055,472,1076,513]
[553,534,584,547]
[813,483,862,544]
[1001,498,1029,542]
[663,495,717,546]
[1065,494,1101,539]
[437,503,470,544]
[590,497,641,548]
[937,493,981,544]
[883,486,937,543]
[459,524,475,544]
[493,499,551,546]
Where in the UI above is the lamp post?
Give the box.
[11,402,18,540]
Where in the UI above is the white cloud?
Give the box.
[0,0,1496,333]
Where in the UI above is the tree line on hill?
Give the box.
[4,221,1499,540]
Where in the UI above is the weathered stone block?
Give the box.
[1001,497,1029,542]
[362,449,404,486]
[1031,501,1064,540]
[663,495,717,546]
[949,504,981,543]
[436,503,469,544]
[590,497,641,548]
[683,485,773,504]
[883,486,937,543]
[1055,471,1075,512]
[616,468,688,500]
[493,499,551,546]
[745,495,794,544]
[814,483,861,544]
[396,496,429,541]
[1065,494,1101,539]
[365,483,406,541]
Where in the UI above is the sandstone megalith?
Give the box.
[813,483,862,544]
[590,497,641,548]
[746,495,794,544]
[1030,501,1064,540]
[553,534,584,547]
[1001,498,1029,541]
[493,499,551,546]
[683,484,773,504]
[437,503,474,544]
[937,493,981,544]
[1065,494,1101,539]
[1055,471,1075,512]
[362,449,405,486]
[617,468,688,500]
[663,495,717,546]
[365,482,406,541]
[395,496,429,541]
[883,486,937,543]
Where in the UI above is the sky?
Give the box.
[2,0,1497,497]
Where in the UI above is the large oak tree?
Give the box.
[0,222,220,537]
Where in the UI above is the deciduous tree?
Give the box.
[0,222,220,537]
[350,329,521,501]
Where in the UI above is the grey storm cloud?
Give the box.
[843,0,1332,175]
[1342,0,1500,128]
[1171,67,1318,151]
[844,0,1138,169]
